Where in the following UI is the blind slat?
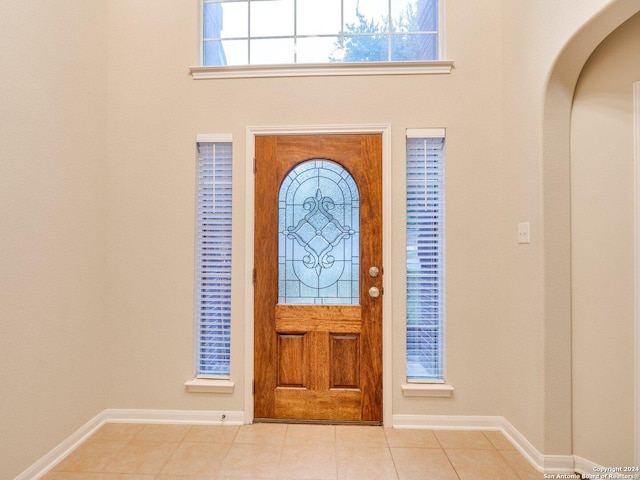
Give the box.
[196,140,232,377]
[406,136,445,382]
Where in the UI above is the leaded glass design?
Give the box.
[278,160,359,304]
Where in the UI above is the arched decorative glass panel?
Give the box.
[278,160,360,304]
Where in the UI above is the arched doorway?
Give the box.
[543,0,640,467]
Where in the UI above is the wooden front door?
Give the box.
[254,134,383,423]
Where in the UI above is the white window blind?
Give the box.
[406,129,445,382]
[195,136,233,378]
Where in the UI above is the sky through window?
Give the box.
[203,0,439,66]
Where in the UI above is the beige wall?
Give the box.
[571,11,640,466]
[0,1,108,478]
[104,0,506,416]
[4,0,640,475]
[500,0,640,455]
[103,0,640,460]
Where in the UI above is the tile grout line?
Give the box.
[46,423,541,480]
[211,425,241,478]
[382,427,401,480]
[481,430,524,479]
[435,431,463,480]
[154,424,194,477]
[332,426,339,480]
[276,425,289,479]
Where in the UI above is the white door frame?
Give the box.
[244,124,393,426]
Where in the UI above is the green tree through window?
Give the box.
[332,2,429,62]
[202,0,439,66]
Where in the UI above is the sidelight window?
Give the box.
[406,129,445,382]
[195,135,233,378]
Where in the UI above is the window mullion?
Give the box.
[293,0,297,63]
[388,0,392,61]
[202,0,443,67]
[247,0,251,64]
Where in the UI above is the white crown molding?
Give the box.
[190,60,454,79]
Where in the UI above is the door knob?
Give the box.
[368,266,380,277]
[368,286,380,298]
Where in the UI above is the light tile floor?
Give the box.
[42,423,547,479]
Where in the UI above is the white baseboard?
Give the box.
[17,408,245,480]
[103,408,245,425]
[392,414,575,475]
[15,410,108,480]
[392,414,503,430]
[498,416,547,471]
[20,410,594,480]
[499,417,574,473]
[574,455,606,477]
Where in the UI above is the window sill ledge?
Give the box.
[185,378,235,394]
[189,60,454,80]
[402,383,454,397]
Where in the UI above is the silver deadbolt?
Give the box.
[368,266,380,277]
[368,286,380,298]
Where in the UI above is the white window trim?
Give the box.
[406,128,446,139]
[186,133,235,394]
[196,133,233,143]
[405,128,450,390]
[190,61,454,80]
[185,377,236,394]
[401,383,453,397]
[196,0,451,79]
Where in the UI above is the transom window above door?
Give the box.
[201,0,442,67]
